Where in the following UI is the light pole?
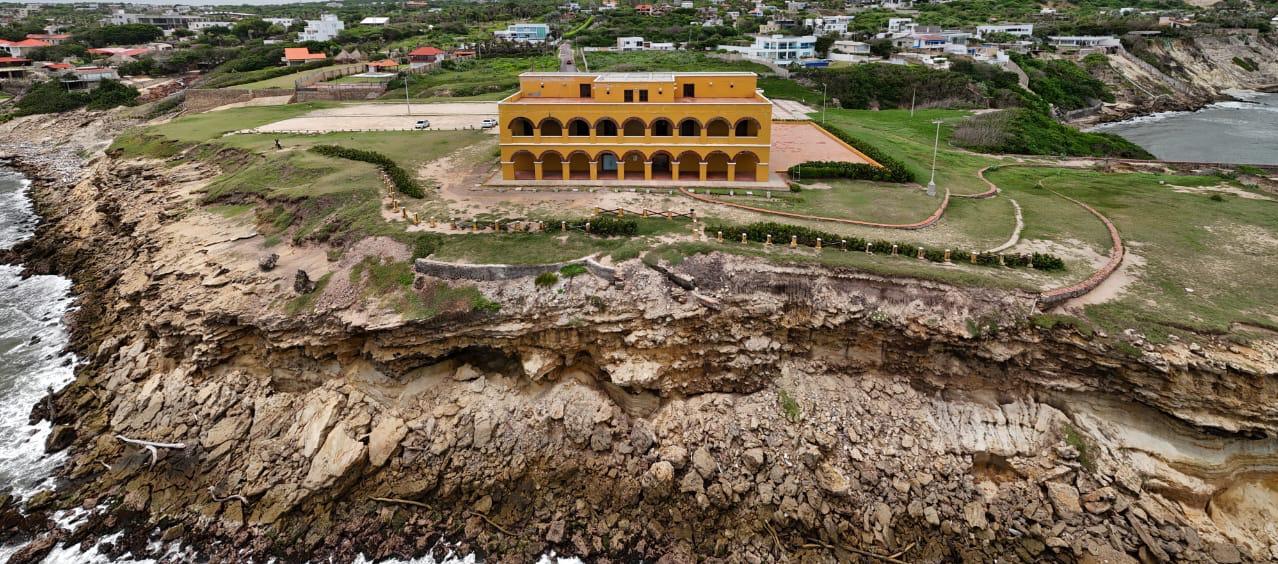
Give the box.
[403,72,411,116]
[927,119,942,197]
[822,82,828,124]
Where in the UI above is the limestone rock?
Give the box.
[963,501,988,530]
[641,461,675,497]
[659,445,688,469]
[303,423,366,490]
[368,415,407,467]
[1045,481,1082,519]
[741,447,765,472]
[815,462,851,497]
[521,349,561,380]
[691,446,716,479]
[294,269,316,294]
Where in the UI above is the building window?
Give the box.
[579,83,591,98]
[639,90,648,102]
[683,84,695,97]
[624,89,634,102]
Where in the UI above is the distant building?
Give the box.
[263,17,298,28]
[494,23,550,43]
[907,27,970,50]
[188,21,233,32]
[0,38,50,58]
[635,4,655,15]
[25,33,70,45]
[617,36,676,51]
[282,47,326,66]
[805,15,854,36]
[1048,35,1121,51]
[60,66,120,90]
[831,39,871,55]
[298,14,345,42]
[886,18,914,34]
[0,56,30,79]
[718,34,816,64]
[975,23,1033,38]
[366,59,398,72]
[359,17,390,26]
[103,9,205,30]
[408,45,445,68]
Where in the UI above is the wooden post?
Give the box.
[944,249,951,263]
[891,244,898,256]
[585,222,591,233]
[716,230,723,242]
[741,232,747,244]
[790,235,798,249]
[971,252,977,264]
[917,247,925,260]
[865,242,872,254]
[815,238,822,251]
[561,221,567,233]
[765,234,772,246]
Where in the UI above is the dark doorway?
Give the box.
[624,89,634,102]
[683,83,695,98]
[579,83,591,98]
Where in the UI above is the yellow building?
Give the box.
[497,71,772,182]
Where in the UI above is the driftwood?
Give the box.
[208,486,248,504]
[115,434,186,468]
[371,496,429,509]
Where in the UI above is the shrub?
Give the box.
[310,145,423,198]
[534,272,559,287]
[547,216,639,237]
[1209,193,1225,202]
[560,263,588,278]
[412,234,441,259]
[788,122,916,183]
[15,79,139,116]
[706,221,1066,271]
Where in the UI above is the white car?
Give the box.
[480,118,498,128]
[414,119,430,129]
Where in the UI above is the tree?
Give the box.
[815,33,839,57]
[74,24,163,47]
[232,18,272,40]
[868,39,896,58]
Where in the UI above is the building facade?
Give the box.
[717,34,816,64]
[498,72,772,182]
[298,14,344,42]
[493,23,550,43]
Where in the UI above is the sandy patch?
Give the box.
[208,95,293,113]
[246,102,500,134]
[1058,250,1146,310]
[1170,183,1274,201]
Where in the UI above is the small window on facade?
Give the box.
[683,83,695,98]
[639,90,649,102]
[579,83,591,98]
[624,89,634,102]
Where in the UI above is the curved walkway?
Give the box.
[678,185,951,230]
[1037,185,1125,306]
[986,197,1023,253]
[953,166,1000,199]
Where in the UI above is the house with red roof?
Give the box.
[0,38,51,58]
[635,3,655,14]
[26,33,71,45]
[407,45,445,67]
[0,56,31,79]
[281,47,326,66]
[365,59,398,73]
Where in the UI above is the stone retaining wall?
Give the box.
[415,257,618,283]
[1038,192,1124,305]
[184,88,294,113]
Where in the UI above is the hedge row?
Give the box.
[788,123,916,183]
[547,216,639,237]
[310,145,424,198]
[708,221,1065,271]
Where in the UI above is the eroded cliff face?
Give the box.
[4,117,1278,563]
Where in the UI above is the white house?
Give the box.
[617,36,675,51]
[975,23,1033,38]
[718,34,816,64]
[831,39,871,55]
[298,14,345,42]
[359,16,390,26]
[264,17,298,27]
[493,23,550,43]
[886,18,914,34]
[804,15,854,36]
[1048,35,1121,50]
[188,21,232,32]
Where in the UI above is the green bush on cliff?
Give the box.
[788,122,916,183]
[15,79,139,116]
[951,108,1153,159]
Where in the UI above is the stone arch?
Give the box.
[539,117,563,137]
[622,150,646,177]
[594,118,618,137]
[650,150,674,180]
[511,150,535,180]
[678,118,701,137]
[651,118,674,137]
[706,117,731,137]
[541,150,565,178]
[733,151,760,182]
[677,150,701,180]
[567,118,591,137]
[622,117,646,137]
[567,151,591,179]
[734,117,760,137]
[596,150,620,179]
[705,151,730,180]
[509,117,534,137]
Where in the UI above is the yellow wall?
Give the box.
[500,72,772,182]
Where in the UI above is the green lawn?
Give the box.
[218,130,487,173]
[725,181,940,225]
[822,108,1000,196]
[145,103,334,142]
[989,167,1278,336]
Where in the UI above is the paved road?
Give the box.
[559,42,576,72]
[245,102,499,133]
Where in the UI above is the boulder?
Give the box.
[294,269,316,294]
[815,462,851,497]
[641,461,675,497]
[1045,481,1082,519]
[691,446,716,479]
[659,445,688,469]
[368,415,407,467]
[741,448,765,472]
[303,422,366,490]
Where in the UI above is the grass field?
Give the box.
[989,167,1278,336]
[385,55,557,100]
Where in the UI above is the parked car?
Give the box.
[480,118,498,128]
[414,119,430,129]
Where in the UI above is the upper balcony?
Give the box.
[501,71,770,105]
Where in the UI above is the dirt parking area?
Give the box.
[771,122,875,172]
[247,102,500,134]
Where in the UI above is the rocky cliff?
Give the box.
[3,111,1278,563]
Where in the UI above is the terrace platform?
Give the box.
[483,170,790,190]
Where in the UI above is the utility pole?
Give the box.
[403,73,411,116]
[927,119,942,197]
[822,82,828,124]
[910,86,916,117]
